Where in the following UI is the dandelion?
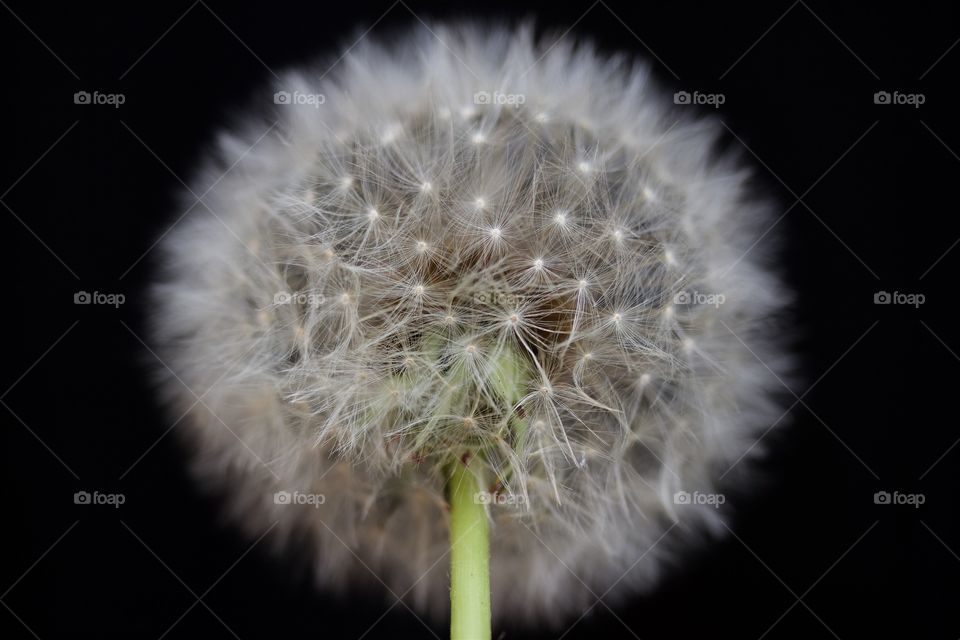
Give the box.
[151,23,792,638]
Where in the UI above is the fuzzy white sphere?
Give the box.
[151,23,790,624]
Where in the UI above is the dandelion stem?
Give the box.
[448,457,491,640]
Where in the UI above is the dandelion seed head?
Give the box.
[152,23,792,625]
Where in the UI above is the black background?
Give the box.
[3,1,958,638]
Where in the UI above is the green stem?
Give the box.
[448,458,491,640]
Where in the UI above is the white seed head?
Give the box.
[151,24,792,625]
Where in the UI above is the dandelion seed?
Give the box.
[381,124,401,144]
